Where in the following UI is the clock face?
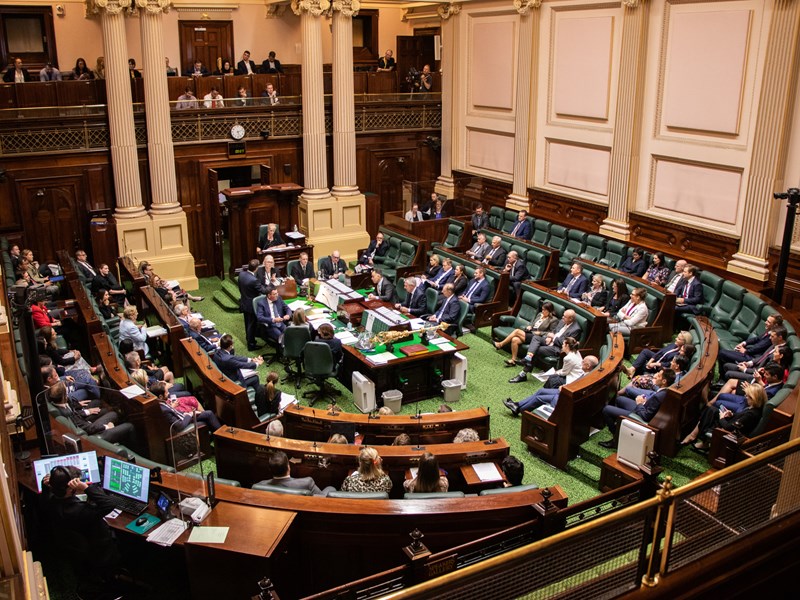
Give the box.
[230,124,245,140]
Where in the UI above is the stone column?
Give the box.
[728,0,800,281]
[600,0,649,241]
[434,3,461,200]
[506,1,539,211]
[331,2,358,197]
[136,0,198,289]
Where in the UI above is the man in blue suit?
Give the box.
[599,368,676,447]
[396,278,427,317]
[717,314,782,373]
[212,335,269,416]
[508,210,532,240]
[426,257,455,291]
[188,318,219,354]
[504,251,530,303]
[427,283,460,333]
[710,362,784,412]
[239,259,266,350]
[459,267,490,312]
[674,264,704,315]
[256,288,292,344]
[558,263,589,299]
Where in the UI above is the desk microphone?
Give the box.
[484,406,497,445]
[411,405,421,420]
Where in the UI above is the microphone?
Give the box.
[34,389,52,456]
[411,405,421,420]
[484,406,497,445]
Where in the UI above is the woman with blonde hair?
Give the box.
[681,383,767,451]
[119,305,149,355]
[341,447,392,493]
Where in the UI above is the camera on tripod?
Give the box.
[405,67,421,90]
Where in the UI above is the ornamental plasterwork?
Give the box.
[291,0,331,17]
[332,0,360,17]
[135,0,171,14]
[86,0,133,17]
[513,0,541,15]
[265,3,288,18]
[437,3,461,20]
[622,0,641,7]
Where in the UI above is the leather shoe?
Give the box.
[502,398,518,414]
[598,440,616,449]
[508,373,527,384]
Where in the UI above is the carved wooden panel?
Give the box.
[529,188,606,231]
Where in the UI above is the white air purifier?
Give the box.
[450,352,468,390]
[352,371,376,413]
[617,419,656,470]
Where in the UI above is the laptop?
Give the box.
[102,456,150,516]
[32,451,101,493]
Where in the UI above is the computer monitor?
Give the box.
[102,456,150,503]
[32,451,101,493]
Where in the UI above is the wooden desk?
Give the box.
[282,404,490,445]
[460,461,507,493]
[599,454,644,492]
[139,285,186,377]
[340,332,469,404]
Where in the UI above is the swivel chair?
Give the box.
[282,325,312,389]
[253,295,282,365]
[302,342,340,406]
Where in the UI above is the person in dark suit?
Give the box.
[451,264,469,297]
[212,335,270,416]
[236,50,257,75]
[558,263,589,299]
[426,257,455,291]
[721,327,789,381]
[290,252,315,284]
[257,223,285,254]
[3,58,31,82]
[261,51,284,73]
[504,251,530,303]
[427,283,460,333]
[619,247,648,278]
[599,369,676,445]
[319,251,347,279]
[682,382,767,451]
[711,362,784,413]
[459,266,491,312]
[627,330,693,378]
[396,277,427,317]
[188,318,219,353]
[717,314,783,373]
[153,381,222,432]
[239,259,266,350]
[663,259,687,293]
[254,451,333,496]
[509,309,583,383]
[359,232,388,266]
[128,58,141,78]
[184,60,210,77]
[470,204,489,240]
[89,264,126,299]
[368,270,397,303]
[74,250,97,284]
[256,288,292,344]
[508,210,532,240]
[674,264,704,315]
[482,236,507,268]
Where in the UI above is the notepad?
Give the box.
[472,462,503,482]
[287,299,311,311]
[120,384,146,399]
[146,325,168,338]
[188,526,229,544]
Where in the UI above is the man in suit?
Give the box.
[261,51,284,73]
[426,257,455,290]
[427,283,460,333]
[396,278,427,317]
[558,262,589,299]
[41,365,100,407]
[188,318,219,353]
[599,369,676,446]
[368,269,397,303]
[459,267,490,312]
[717,314,782,373]
[239,259,266,350]
[508,210,532,240]
[290,252,315,285]
[254,451,334,496]
[320,251,347,279]
[627,330,692,378]
[185,60,209,77]
[74,249,97,284]
[212,335,270,416]
[721,326,789,381]
[256,288,292,344]
[236,50,257,75]
[359,232,388,266]
[504,251,530,303]
[482,236,507,268]
[674,264,704,315]
[510,309,582,383]
[470,204,489,240]
[663,259,687,293]
[466,233,490,261]
[710,362,784,413]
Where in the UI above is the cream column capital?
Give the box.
[437,3,461,20]
[134,0,171,14]
[622,0,642,8]
[87,0,133,16]
[513,0,540,16]
[332,0,359,17]
[291,0,330,17]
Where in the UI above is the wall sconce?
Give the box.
[56,5,65,17]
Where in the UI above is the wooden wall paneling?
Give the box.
[0,173,22,233]
[252,74,278,98]
[195,76,224,99]
[323,71,333,95]
[14,81,57,108]
[84,166,112,215]
[367,72,397,94]
[223,74,250,99]
[0,82,15,108]
[453,171,511,212]
[529,188,606,232]
[168,76,195,101]
[353,72,367,94]
[56,80,100,107]
[278,73,300,98]
[364,191,381,238]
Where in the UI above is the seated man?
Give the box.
[90,263,127,301]
[425,257,455,290]
[509,309,582,383]
[458,266,490,312]
[504,251,529,303]
[674,264,704,315]
[237,50,256,75]
[261,51,284,74]
[368,269,397,303]
[508,210,532,240]
[254,450,334,496]
[395,277,427,317]
[721,326,789,381]
[663,259,687,293]
[405,203,425,222]
[627,330,693,379]
[203,87,224,108]
[558,263,589,299]
[262,83,279,105]
[212,335,271,416]
[599,368,676,447]
[482,236,507,268]
[256,288,292,345]
[710,362,784,413]
[188,317,219,353]
[427,283,460,333]
[319,251,347,280]
[503,355,599,416]
[185,60,209,77]
[359,232,388,267]
[717,314,782,374]
[290,252,315,285]
[466,232,490,261]
[41,364,100,408]
[257,223,284,254]
[74,249,97,283]
[152,381,222,433]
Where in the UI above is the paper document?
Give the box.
[188,526,229,544]
[428,336,450,346]
[335,331,358,345]
[409,467,418,478]
[472,462,503,482]
[531,367,557,383]
[190,312,203,320]
[146,325,168,338]
[201,320,215,330]
[120,384,146,399]
[408,318,427,329]
[166,280,180,289]
[287,299,311,311]
[435,342,456,352]
[279,393,298,412]
[366,351,397,365]
[239,368,258,380]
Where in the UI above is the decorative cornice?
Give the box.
[86,0,133,17]
[173,3,239,12]
[622,0,641,8]
[135,0,171,14]
[291,0,330,17]
[265,3,287,18]
[513,0,541,16]
[437,2,460,20]
[332,0,360,17]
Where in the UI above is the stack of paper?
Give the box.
[147,519,187,547]
[335,331,358,345]
[146,325,168,338]
[472,462,503,482]
[287,299,310,311]
[366,351,397,365]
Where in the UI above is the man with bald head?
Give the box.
[320,250,347,280]
[188,317,219,353]
[664,259,687,293]
[482,236,507,268]
[503,355,599,416]
[509,309,582,383]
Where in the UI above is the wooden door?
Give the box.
[207,168,224,279]
[373,150,416,214]
[179,21,234,76]
[396,35,435,92]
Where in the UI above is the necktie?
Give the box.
[756,345,779,366]
[465,281,478,300]
[486,248,495,262]
[511,222,520,236]
[436,297,450,319]
[566,277,576,292]
[683,281,691,299]
[408,289,416,307]
[81,262,96,277]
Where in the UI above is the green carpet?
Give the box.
[189,275,708,504]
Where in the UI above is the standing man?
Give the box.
[470,204,489,240]
[368,270,397,304]
[504,251,530,303]
[239,259,265,351]
[237,50,257,75]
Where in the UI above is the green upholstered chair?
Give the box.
[282,325,312,389]
[531,219,551,245]
[302,341,340,406]
[326,491,389,499]
[252,483,312,496]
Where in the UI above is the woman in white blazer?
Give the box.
[609,287,649,335]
